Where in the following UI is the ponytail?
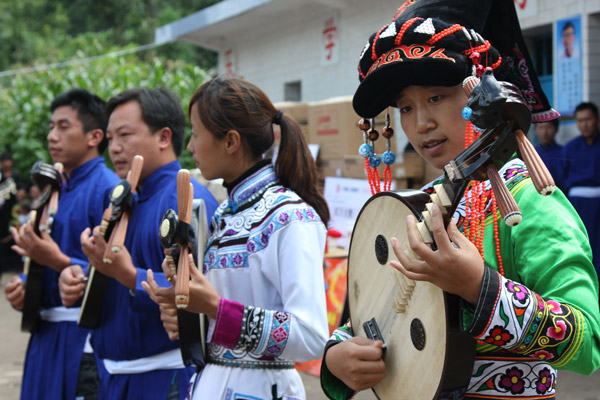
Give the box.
[276,113,330,226]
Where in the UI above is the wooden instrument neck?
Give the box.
[102,155,144,264]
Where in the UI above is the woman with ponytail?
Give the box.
[182,76,329,399]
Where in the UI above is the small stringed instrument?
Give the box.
[21,161,63,332]
[159,169,208,367]
[102,156,144,264]
[78,155,143,328]
[347,69,555,399]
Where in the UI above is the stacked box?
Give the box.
[273,101,309,139]
[393,152,424,180]
[307,96,388,159]
[423,160,443,183]
[317,155,368,180]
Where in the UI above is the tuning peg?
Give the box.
[514,129,555,195]
[487,165,522,226]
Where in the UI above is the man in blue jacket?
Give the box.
[59,87,218,399]
[5,88,119,399]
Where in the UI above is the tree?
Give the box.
[0,55,211,183]
[0,0,220,71]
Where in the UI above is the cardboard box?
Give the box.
[424,160,443,183]
[274,101,309,124]
[394,178,409,189]
[340,156,369,179]
[317,155,369,180]
[308,96,391,158]
[318,154,428,184]
[317,157,344,179]
[272,101,309,141]
[394,152,425,180]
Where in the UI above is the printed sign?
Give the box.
[224,49,236,77]
[513,0,538,19]
[324,177,395,249]
[556,16,582,118]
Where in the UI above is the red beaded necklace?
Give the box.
[463,121,505,275]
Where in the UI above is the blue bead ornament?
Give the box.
[462,106,472,121]
[473,124,485,133]
[359,143,374,158]
[382,151,396,165]
[368,154,381,168]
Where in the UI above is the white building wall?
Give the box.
[215,0,600,105]
[217,0,399,102]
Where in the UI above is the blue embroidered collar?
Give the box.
[224,160,279,214]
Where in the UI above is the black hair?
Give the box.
[189,77,330,225]
[575,102,599,118]
[105,88,186,156]
[50,88,108,153]
[562,21,575,34]
[546,119,559,130]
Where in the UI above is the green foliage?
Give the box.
[0,56,212,183]
[0,0,223,182]
[0,0,220,70]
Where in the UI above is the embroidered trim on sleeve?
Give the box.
[467,266,502,337]
[234,305,266,352]
[329,320,353,342]
[234,306,292,357]
[468,271,582,366]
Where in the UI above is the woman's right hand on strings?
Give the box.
[58,265,86,307]
[325,336,386,391]
[390,203,484,305]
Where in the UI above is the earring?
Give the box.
[381,112,396,192]
[357,114,396,195]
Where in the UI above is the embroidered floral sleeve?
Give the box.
[207,298,291,357]
[330,321,354,341]
[320,320,356,400]
[467,266,584,366]
[233,306,291,357]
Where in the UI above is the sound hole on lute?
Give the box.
[374,235,388,265]
[410,318,426,351]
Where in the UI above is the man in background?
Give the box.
[535,119,564,189]
[0,153,23,272]
[562,101,600,284]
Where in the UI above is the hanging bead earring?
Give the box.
[367,118,382,193]
[358,118,377,195]
[381,112,396,192]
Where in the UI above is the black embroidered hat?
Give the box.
[352,0,558,122]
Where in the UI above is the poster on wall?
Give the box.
[556,16,582,118]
